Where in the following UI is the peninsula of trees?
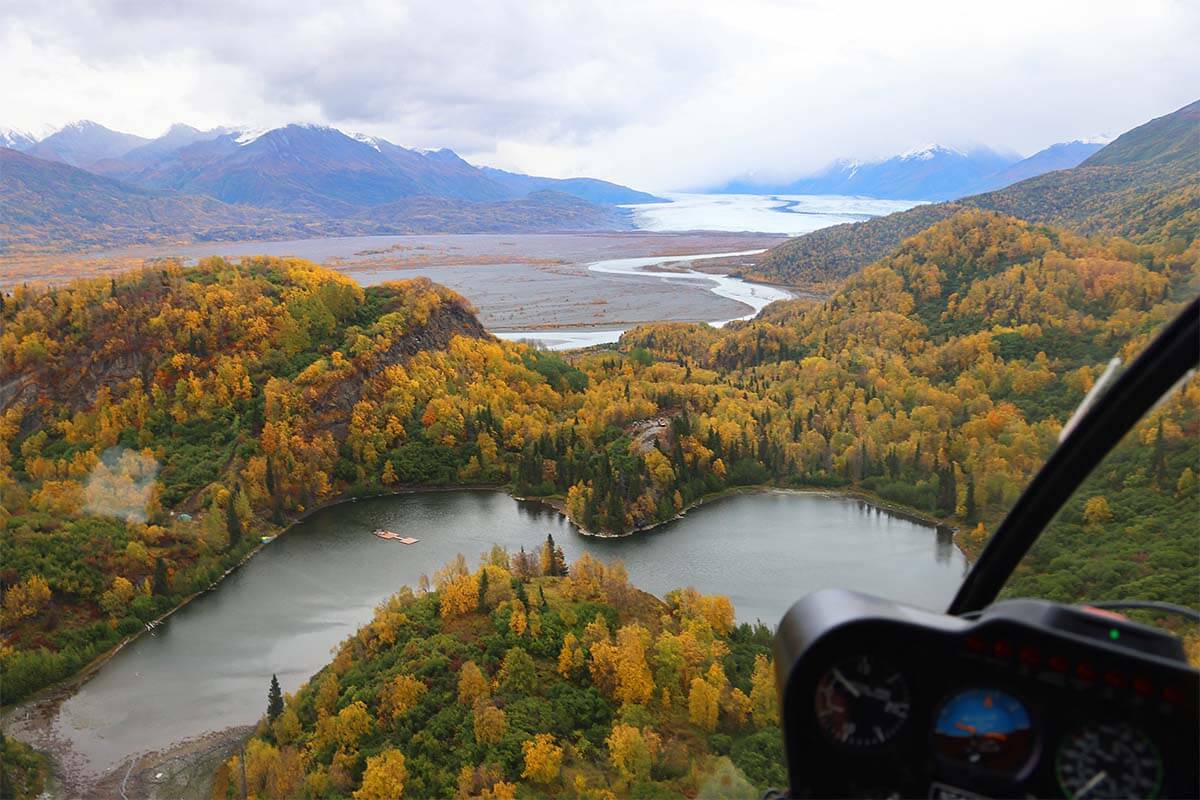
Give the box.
[218,546,782,799]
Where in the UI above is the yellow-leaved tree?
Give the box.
[354,749,407,800]
[606,723,661,784]
[521,733,563,785]
[1083,495,1113,526]
[688,676,720,731]
[388,674,426,719]
[458,660,489,705]
[557,632,585,678]
[750,654,779,727]
[473,701,508,745]
[1,574,51,626]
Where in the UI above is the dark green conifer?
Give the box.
[226,485,243,549]
[152,556,169,596]
[477,568,490,611]
[267,674,283,722]
[512,577,528,605]
[964,474,977,524]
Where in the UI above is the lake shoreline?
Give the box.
[3,476,959,712]
[527,482,963,552]
[3,479,965,798]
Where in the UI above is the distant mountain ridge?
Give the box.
[965,140,1105,194]
[714,145,1021,200]
[0,146,635,253]
[480,166,664,204]
[89,124,232,177]
[22,120,151,168]
[0,146,300,252]
[752,99,1200,286]
[0,120,662,251]
[712,137,1115,201]
[4,120,662,210]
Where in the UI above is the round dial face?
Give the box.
[1056,722,1162,800]
[813,655,911,748]
[933,688,1034,774]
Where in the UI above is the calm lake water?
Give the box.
[51,490,965,774]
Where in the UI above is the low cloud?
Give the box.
[85,447,160,524]
[2,0,1198,189]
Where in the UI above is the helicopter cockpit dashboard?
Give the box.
[775,590,1198,799]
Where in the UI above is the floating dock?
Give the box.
[374,529,419,545]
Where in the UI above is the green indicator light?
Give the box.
[1109,628,1120,641]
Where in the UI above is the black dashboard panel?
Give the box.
[774,590,1199,799]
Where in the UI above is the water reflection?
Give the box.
[48,489,965,775]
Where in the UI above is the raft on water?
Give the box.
[374,529,419,545]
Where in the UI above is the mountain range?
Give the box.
[753,99,1199,285]
[0,121,663,252]
[712,140,1107,201]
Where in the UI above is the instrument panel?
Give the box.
[774,590,1198,799]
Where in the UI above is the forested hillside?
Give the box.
[756,99,1199,287]
[216,549,781,798]
[3,209,1197,705]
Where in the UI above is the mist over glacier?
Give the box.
[626,192,924,235]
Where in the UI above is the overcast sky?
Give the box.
[2,0,1197,190]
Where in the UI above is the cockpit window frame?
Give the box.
[948,297,1199,616]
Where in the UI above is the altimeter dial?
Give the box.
[814,654,911,748]
[1056,722,1162,800]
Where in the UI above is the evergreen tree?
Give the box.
[152,556,169,596]
[1151,418,1166,485]
[964,474,977,524]
[265,458,284,524]
[477,568,490,611]
[937,462,957,517]
[226,485,244,549]
[267,674,284,722]
[542,533,563,576]
[885,447,899,479]
[512,578,529,605]
[265,456,276,496]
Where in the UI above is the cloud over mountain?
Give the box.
[3,0,1198,190]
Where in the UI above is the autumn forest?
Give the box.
[2,99,1199,800]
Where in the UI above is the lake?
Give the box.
[46,490,965,775]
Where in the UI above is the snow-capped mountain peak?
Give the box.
[1075,134,1115,145]
[0,127,38,150]
[58,119,108,134]
[351,132,383,152]
[234,127,271,146]
[899,143,966,161]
